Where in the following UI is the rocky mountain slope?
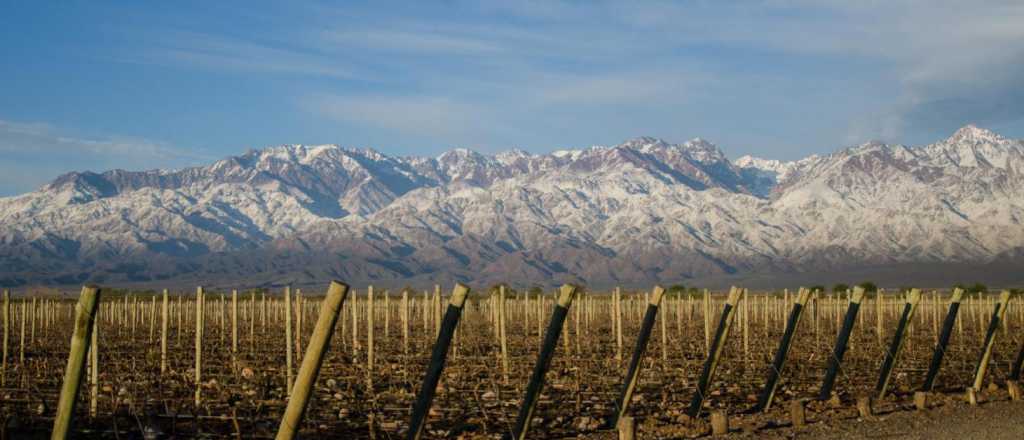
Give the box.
[2,125,1022,289]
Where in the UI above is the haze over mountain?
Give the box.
[2,125,1023,289]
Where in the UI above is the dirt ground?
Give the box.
[585,396,1024,439]
[793,399,1024,440]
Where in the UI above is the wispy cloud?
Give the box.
[321,29,500,55]
[304,94,489,142]
[137,31,361,79]
[0,119,210,196]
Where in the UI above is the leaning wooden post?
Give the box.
[194,286,204,408]
[406,283,471,440]
[508,284,577,440]
[276,281,349,440]
[971,290,1012,391]
[687,287,743,417]
[875,288,922,399]
[51,285,101,440]
[1010,342,1024,383]
[921,288,964,391]
[756,288,811,412]
[610,285,665,428]
[818,287,866,401]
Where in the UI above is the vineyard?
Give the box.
[1,282,1023,439]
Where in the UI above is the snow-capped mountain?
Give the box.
[2,125,1023,288]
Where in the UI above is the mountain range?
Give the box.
[2,124,1023,290]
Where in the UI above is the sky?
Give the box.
[2,0,1024,196]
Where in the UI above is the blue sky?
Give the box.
[2,0,1024,195]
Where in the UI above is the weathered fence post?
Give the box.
[51,285,101,440]
[89,314,98,418]
[285,286,294,395]
[194,286,204,408]
[499,285,510,385]
[688,287,743,417]
[276,281,349,440]
[971,290,1012,391]
[875,288,922,399]
[921,288,963,391]
[231,289,238,371]
[2,289,7,387]
[19,298,25,364]
[610,285,665,428]
[160,289,168,374]
[407,283,471,440]
[756,288,811,411]
[508,284,578,440]
[1012,338,1024,382]
[817,286,866,401]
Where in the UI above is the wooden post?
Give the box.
[615,288,623,362]
[789,400,806,427]
[661,289,669,363]
[368,285,375,371]
[285,286,294,395]
[757,288,812,411]
[194,286,204,408]
[688,287,743,417]
[276,281,349,440]
[856,396,873,418]
[921,288,963,391]
[972,290,1012,391]
[2,289,7,386]
[913,391,928,410]
[742,289,749,365]
[509,284,577,440]
[876,289,922,399]
[231,289,238,371]
[51,285,101,440]
[30,296,35,345]
[160,289,168,374]
[818,287,866,401]
[249,291,256,354]
[19,299,26,364]
[611,286,665,427]
[295,289,303,362]
[710,411,729,436]
[352,289,359,352]
[149,295,156,343]
[402,289,410,356]
[407,284,471,440]
[617,416,636,440]
[87,309,99,418]
[499,285,510,385]
[434,285,442,338]
[703,289,712,357]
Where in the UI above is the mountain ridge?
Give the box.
[2,125,1023,289]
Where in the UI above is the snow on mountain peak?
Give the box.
[5,126,1024,287]
[949,124,1004,144]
